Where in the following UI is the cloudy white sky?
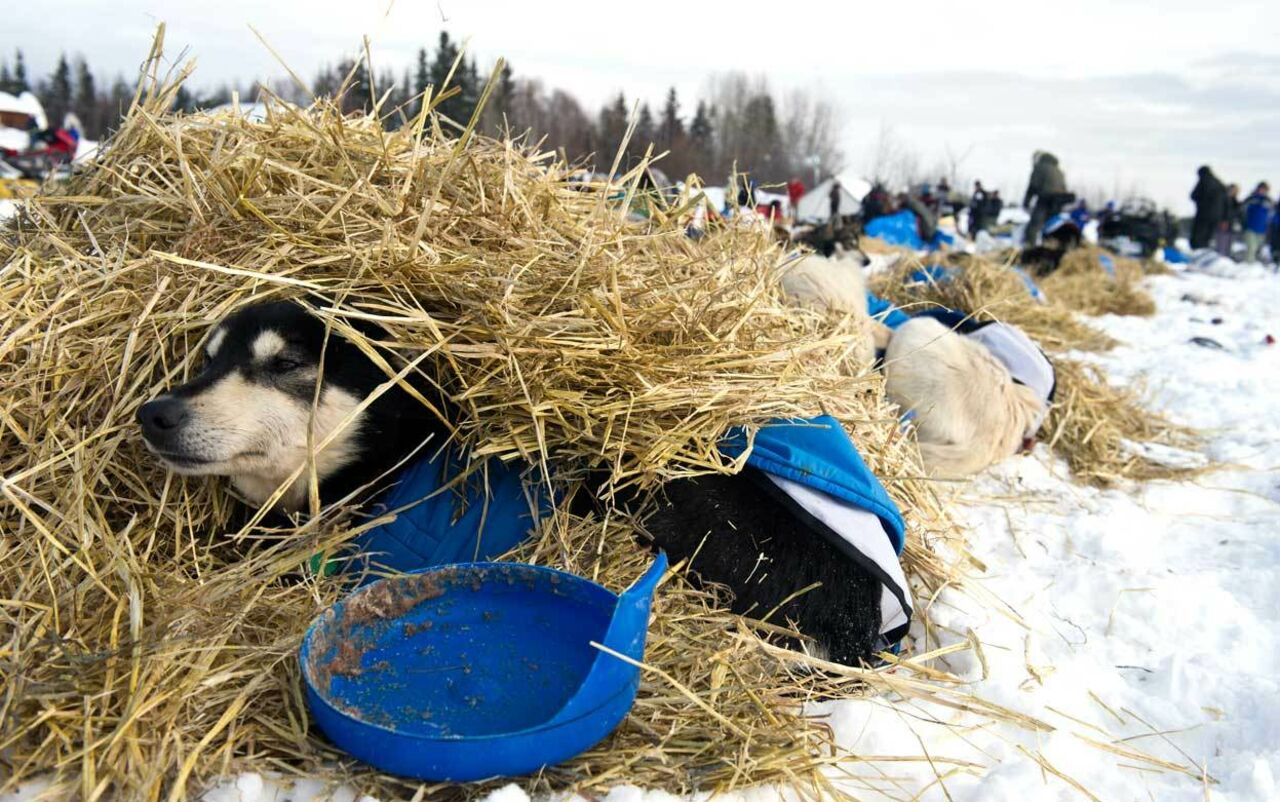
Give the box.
[7,0,1278,213]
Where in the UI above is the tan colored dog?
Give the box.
[777,251,891,365]
[884,316,1044,477]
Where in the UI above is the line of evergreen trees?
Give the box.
[2,33,843,184]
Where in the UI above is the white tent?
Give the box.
[0,91,47,152]
[0,91,47,129]
[795,174,871,224]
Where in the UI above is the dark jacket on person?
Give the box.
[986,194,1004,222]
[863,184,892,222]
[1023,152,1067,208]
[968,187,989,232]
[1189,167,1228,249]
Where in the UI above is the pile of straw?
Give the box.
[872,253,1117,353]
[870,254,1200,485]
[1040,247,1157,318]
[0,37,973,799]
[1040,360,1200,485]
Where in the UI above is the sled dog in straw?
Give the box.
[777,250,892,361]
[137,300,901,665]
[883,316,1053,478]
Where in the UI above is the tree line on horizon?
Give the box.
[1,33,844,187]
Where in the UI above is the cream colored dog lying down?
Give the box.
[777,252,891,364]
[884,316,1053,478]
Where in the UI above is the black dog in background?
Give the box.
[137,301,885,665]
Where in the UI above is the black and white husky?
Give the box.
[138,301,887,665]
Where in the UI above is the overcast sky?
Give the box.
[8,1,1278,213]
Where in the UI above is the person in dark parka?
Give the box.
[1023,151,1070,245]
[1190,166,1228,250]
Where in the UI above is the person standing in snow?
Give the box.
[1023,151,1070,245]
[1242,183,1273,263]
[863,182,893,223]
[1270,189,1280,267]
[968,180,990,236]
[1190,166,1227,250]
[936,177,952,217]
[1217,183,1241,257]
[987,190,1004,227]
[786,178,805,214]
[1069,199,1090,230]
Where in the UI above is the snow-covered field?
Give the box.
[825,261,1280,801]
[6,261,1277,802]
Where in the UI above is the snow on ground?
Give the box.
[824,261,1280,801]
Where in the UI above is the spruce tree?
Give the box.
[172,86,194,114]
[597,93,629,169]
[313,64,338,99]
[74,58,96,136]
[108,76,131,132]
[636,103,655,149]
[429,32,463,122]
[659,87,683,148]
[14,50,30,92]
[45,54,73,126]
[461,56,481,122]
[688,101,715,176]
[412,47,429,116]
[0,62,13,95]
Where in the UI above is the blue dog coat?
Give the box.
[721,415,912,646]
[352,447,547,578]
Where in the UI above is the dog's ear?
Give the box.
[1009,382,1046,441]
[871,321,893,352]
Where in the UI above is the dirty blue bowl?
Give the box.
[300,553,667,781]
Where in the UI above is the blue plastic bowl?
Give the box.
[300,554,666,781]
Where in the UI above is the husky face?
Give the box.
[137,302,380,511]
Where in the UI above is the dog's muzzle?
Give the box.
[137,397,191,451]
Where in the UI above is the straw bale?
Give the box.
[868,254,1201,485]
[0,36,972,800]
[1040,247,1156,317]
[870,252,1117,353]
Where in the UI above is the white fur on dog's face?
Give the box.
[171,369,361,510]
[140,315,365,512]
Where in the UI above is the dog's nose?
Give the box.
[137,397,189,435]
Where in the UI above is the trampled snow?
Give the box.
[823,261,1280,801]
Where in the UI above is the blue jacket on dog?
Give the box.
[353,418,912,643]
[721,415,912,643]
[352,449,546,578]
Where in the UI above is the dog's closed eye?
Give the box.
[269,356,303,372]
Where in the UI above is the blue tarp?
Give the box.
[865,210,925,250]
[865,210,954,252]
[1098,253,1116,277]
[1011,267,1048,303]
[1163,246,1190,264]
[905,263,1045,304]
